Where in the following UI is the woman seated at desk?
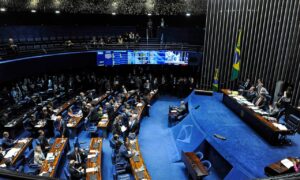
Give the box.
[292,158,300,172]
[34,145,45,166]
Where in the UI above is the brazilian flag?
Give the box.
[213,68,219,91]
[231,30,242,81]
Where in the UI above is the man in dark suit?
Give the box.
[2,132,15,149]
[53,116,66,137]
[68,159,85,179]
[69,146,87,168]
[0,146,5,162]
[127,117,139,135]
[37,130,50,153]
[239,78,251,90]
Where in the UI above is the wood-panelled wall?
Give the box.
[200,0,300,106]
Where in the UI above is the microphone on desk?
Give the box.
[214,134,226,140]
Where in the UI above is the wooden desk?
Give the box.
[67,116,83,128]
[127,138,151,180]
[86,138,103,180]
[55,98,76,115]
[264,157,297,176]
[39,138,68,178]
[221,89,291,145]
[91,93,109,107]
[182,152,208,179]
[0,138,33,166]
[97,115,109,138]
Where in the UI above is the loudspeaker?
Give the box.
[194,89,213,96]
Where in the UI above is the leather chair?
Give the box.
[280,114,300,145]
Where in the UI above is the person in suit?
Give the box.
[87,103,98,123]
[244,86,257,102]
[110,134,122,149]
[0,146,5,162]
[68,159,85,179]
[239,78,251,90]
[37,130,50,153]
[0,113,9,135]
[69,146,87,168]
[54,116,65,137]
[34,145,45,166]
[2,132,15,149]
[127,116,139,135]
[256,79,264,95]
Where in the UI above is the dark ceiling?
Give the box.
[0,0,207,15]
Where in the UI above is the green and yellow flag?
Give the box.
[213,68,219,91]
[231,30,242,81]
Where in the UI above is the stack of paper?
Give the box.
[86,167,98,173]
[88,154,97,159]
[4,148,21,158]
[273,123,288,131]
[90,149,99,153]
[46,153,55,161]
[281,159,294,169]
[18,139,28,143]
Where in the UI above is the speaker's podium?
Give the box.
[194,89,213,96]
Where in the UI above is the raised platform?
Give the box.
[171,91,300,179]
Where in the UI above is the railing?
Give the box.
[0,39,203,61]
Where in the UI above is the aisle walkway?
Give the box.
[138,96,188,180]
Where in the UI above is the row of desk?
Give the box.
[221,89,291,145]
[126,90,158,180]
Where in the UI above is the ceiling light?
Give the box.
[0,8,6,12]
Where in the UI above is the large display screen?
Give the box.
[97,50,193,66]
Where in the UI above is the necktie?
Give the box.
[76,153,81,164]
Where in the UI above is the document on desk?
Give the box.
[121,126,127,132]
[281,159,294,169]
[272,123,288,131]
[4,148,21,158]
[18,139,28,143]
[86,167,98,173]
[88,154,97,159]
[90,149,99,153]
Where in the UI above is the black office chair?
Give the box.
[280,114,300,145]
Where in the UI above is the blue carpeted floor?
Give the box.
[138,96,189,180]
[186,92,300,179]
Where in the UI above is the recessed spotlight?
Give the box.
[31,9,37,13]
[186,13,191,17]
[55,10,60,14]
[147,13,152,16]
[0,8,6,12]
[112,12,116,15]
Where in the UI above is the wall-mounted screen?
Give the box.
[97,50,198,66]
